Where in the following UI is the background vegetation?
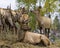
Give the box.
[16,0,60,31]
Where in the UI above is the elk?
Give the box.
[0,12,3,34]
[0,8,14,33]
[19,31,51,46]
[9,10,21,36]
[30,6,52,38]
[16,7,31,31]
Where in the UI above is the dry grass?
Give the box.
[54,39,60,47]
[11,41,60,48]
[0,31,60,48]
[0,39,60,48]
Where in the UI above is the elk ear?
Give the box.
[39,6,42,9]
[30,10,36,14]
[30,10,33,12]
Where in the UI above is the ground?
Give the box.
[0,30,60,48]
[0,39,60,48]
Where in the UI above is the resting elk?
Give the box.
[19,31,51,46]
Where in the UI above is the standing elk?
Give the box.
[30,7,52,38]
[9,10,21,36]
[0,8,14,33]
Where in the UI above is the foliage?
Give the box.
[59,4,60,6]
[16,0,36,5]
[29,12,36,31]
[58,4,60,12]
[16,0,58,30]
[16,0,58,15]
[53,16,60,30]
[16,0,58,13]
[16,0,36,8]
[43,0,57,13]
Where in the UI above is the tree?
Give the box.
[16,0,36,5]
[53,16,60,30]
[41,0,58,15]
[16,0,58,16]
[16,0,37,31]
[57,0,60,12]
[16,0,36,10]
[29,12,36,31]
[16,0,58,31]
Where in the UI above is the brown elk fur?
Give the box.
[21,31,51,46]
[0,8,14,32]
[31,8,52,38]
[41,35,51,46]
[37,16,51,28]
[19,14,29,23]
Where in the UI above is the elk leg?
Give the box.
[0,26,2,35]
[48,28,50,38]
[16,28,19,40]
[13,27,16,36]
[17,28,21,40]
[4,24,8,32]
[45,28,48,37]
[39,27,43,34]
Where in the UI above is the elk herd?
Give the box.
[0,6,52,46]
